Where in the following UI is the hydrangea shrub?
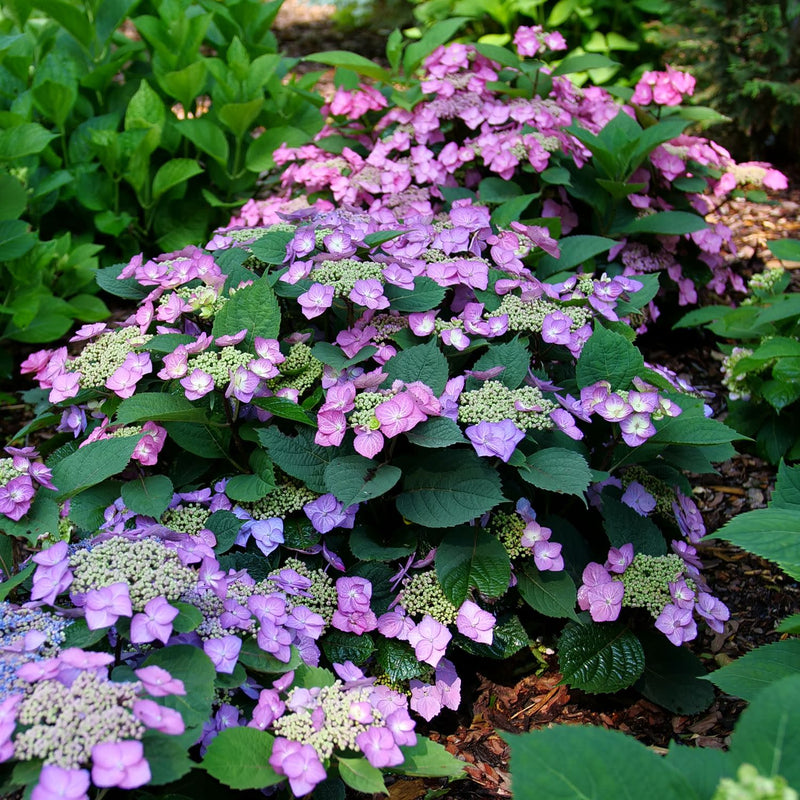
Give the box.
[0,185,746,796]
[0,23,772,799]
[257,30,786,317]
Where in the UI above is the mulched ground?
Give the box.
[2,8,799,798]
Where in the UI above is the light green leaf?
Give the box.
[0,123,57,159]
[177,117,228,164]
[518,448,591,500]
[225,474,274,503]
[467,336,531,390]
[729,674,800,786]
[151,158,203,200]
[503,725,691,800]
[304,50,390,81]
[395,737,466,779]
[212,275,281,347]
[338,757,388,796]
[619,211,707,236]
[435,526,511,605]
[217,97,264,139]
[705,639,800,700]
[650,403,746,447]
[324,455,402,507]
[202,727,281,790]
[246,126,312,171]
[50,436,140,499]
[121,475,174,518]
[552,53,620,75]
[516,561,578,621]
[558,621,645,694]
[251,396,316,426]
[769,239,800,262]
[396,450,505,528]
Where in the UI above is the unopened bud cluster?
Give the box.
[458,380,556,430]
[398,571,458,624]
[618,553,691,617]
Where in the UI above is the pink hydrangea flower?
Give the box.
[91,740,151,789]
[407,615,451,667]
[32,766,90,800]
[456,600,495,644]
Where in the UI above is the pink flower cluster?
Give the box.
[0,446,56,521]
[631,65,696,107]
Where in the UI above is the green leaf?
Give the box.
[163,421,231,460]
[468,336,531,390]
[0,172,27,218]
[375,638,425,681]
[0,563,34,601]
[705,640,800,700]
[304,50,390,81]
[435,526,511,605]
[491,193,539,227]
[619,211,707,236]
[323,455,402,507]
[518,448,591,500]
[225,474,274,502]
[50,436,140,499]
[121,475,174,517]
[516,561,578,621]
[396,450,505,528]
[404,417,467,448]
[769,239,800,262]
[478,176,523,203]
[538,235,615,278]
[60,618,109,649]
[403,17,469,74]
[777,614,800,634]
[395,737,466,779]
[202,727,281,790]
[177,117,229,165]
[115,392,208,425]
[503,725,690,800]
[634,631,714,714]
[95,262,149,300]
[729,674,800,786]
[159,60,208,112]
[257,427,341,493]
[151,158,203,200]
[558,621,645,694]
[142,730,194,786]
[205,509,243,555]
[650,404,745,447]
[382,338,449,395]
[576,324,644,391]
[68,482,122,531]
[217,97,264,139]
[552,53,620,75]
[29,0,93,46]
[293,665,336,689]
[601,493,666,556]
[383,277,445,312]
[172,601,204,633]
[349,526,417,562]
[251,395,316,426]
[320,631,375,666]
[363,230,406,247]
[212,275,281,347]
[238,638,301,673]
[141,645,216,729]
[246,125,311,171]
[338,757,388,796]
[0,495,60,545]
[0,123,57,159]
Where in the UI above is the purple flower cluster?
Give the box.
[0,446,56,522]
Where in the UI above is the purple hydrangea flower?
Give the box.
[0,475,35,521]
[84,582,132,630]
[587,580,624,622]
[465,419,525,462]
[133,699,185,735]
[357,726,404,768]
[269,738,327,797]
[409,680,443,721]
[91,740,151,789]
[134,665,186,697]
[304,493,347,534]
[407,615,451,667]
[455,600,495,644]
[130,596,179,645]
[621,482,656,516]
[32,766,90,800]
[203,635,242,674]
[655,603,698,645]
